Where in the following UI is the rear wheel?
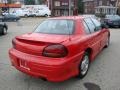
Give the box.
[33,14,36,17]
[77,52,90,79]
[44,14,48,17]
[24,14,28,18]
[2,27,7,35]
[105,36,110,48]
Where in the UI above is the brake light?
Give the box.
[42,44,68,58]
[12,39,16,48]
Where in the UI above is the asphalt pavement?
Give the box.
[0,18,120,90]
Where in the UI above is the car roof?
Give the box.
[49,16,87,20]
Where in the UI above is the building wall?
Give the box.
[48,0,78,16]
[84,1,95,14]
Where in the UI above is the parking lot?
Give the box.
[0,18,120,90]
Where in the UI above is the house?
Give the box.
[46,0,78,16]
[83,0,118,14]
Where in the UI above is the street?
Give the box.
[0,18,120,90]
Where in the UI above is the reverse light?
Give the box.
[42,44,68,58]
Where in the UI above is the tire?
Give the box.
[24,14,28,18]
[2,27,7,35]
[44,14,48,17]
[105,36,110,48]
[77,52,90,79]
[14,19,17,22]
[33,14,36,17]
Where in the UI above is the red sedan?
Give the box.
[9,16,110,82]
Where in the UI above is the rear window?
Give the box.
[34,19,74,35]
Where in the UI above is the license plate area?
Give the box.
[19,59,30,70]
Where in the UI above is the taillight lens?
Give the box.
[42,44,68,58]
[12,39,16,48]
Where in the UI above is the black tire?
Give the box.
[77,52,90,79]
[24,14,28,18]
[105,36,110,48]
[44,14,48,17]
[14,19,17,22]
[2,27,7,35]
[33,14,36,17]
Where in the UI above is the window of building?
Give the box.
[54,1,60,6]
[99,1,102,6]
[54,10,60,16]
[62,2,68,6]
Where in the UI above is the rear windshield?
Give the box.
[34,19,74,35]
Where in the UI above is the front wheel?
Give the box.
[77,52,90,79]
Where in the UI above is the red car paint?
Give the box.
[9,16,110,82]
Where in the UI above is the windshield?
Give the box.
[34,19,74,35]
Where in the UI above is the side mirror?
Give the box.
[101,23,108,29]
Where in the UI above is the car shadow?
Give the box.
[84,82,101,90]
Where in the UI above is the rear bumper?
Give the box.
[107,22,120,27]
[9,48,83,82]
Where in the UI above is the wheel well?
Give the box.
[45,14,48,16]
[85,48,92,54]
[85,48,92,61]
[108,32,110,37]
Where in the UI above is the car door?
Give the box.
[38,8,44,16]
[84,18,101,58]
[91,18,107,50]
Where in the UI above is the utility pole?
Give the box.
[50,0,53,16]
[69,0,71,16]
[116,0,119,14]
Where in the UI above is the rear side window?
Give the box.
[91,18,101,31]
[84,18,95,33]
[83,21,90,34]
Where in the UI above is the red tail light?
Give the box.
[12,39,16,48]
[42,44,68,58]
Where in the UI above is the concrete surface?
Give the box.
[0,18,120,90]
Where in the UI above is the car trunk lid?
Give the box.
[14,33,69,56]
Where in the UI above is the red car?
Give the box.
[9,16,110,82]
